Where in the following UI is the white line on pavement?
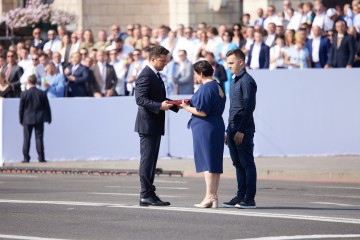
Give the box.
[0,175,38,178]
[308,186,360,190]
[302,194,360,199]
[312,202,360,207]
[1,199,360,225]
[234,234,360,240]
[0,234,74,240]
[88,192,180,198]
[155,180,187,184]
[106,186,189,190]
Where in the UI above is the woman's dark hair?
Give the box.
[193,60,214,77]
[222,30,233,42]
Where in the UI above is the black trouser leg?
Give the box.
[23,124,34,161]
[34,123,45,161]
[139,134,161,198]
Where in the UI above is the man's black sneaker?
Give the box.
[222,196,243,208]
[235,199,256,209]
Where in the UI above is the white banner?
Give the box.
[1,69,360,164]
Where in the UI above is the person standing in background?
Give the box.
[19,74,51,163]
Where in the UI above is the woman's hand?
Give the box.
[179,99,189,110]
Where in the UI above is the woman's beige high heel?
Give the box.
[194,196,218,208]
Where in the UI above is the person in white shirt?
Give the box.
[126,49,144,95]
[263,5,280,30]
[43,30,62,53]
[270,36,287,69]
[282,0,292,21]
[172,27,199,63]
[312,0,327,30]
[264,23,277,47]
[18,48,32,71]
[246,30,270,69]
[254,8,265,27]
[20,54,40,91]
[205,26,222,54]
[287,4,306,31]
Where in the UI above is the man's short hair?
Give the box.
[226,48,246,61]
[27,74,37,85]
[149,45,169,59]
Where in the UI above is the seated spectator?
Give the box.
[108,48,128,96]
[326,20,356,68]
[173,50,194,94]
[270,35,287,69]
[20,54,41,91]
[40,62,65,98]
[126,49,144,95]
[205,52,227,91]
[93,30,110,51]
[285,38,311,69]
[43,30,62,53]
[263,5,280,29]
[173,27,199,63]
[64,52,90,97]
[254,8,265,27]
[89,50,117,97]
[2,50,24,97]
[18,48,32,71]
[264,23,277,47]
[246,30,270,69]
[306,25,331,68]
[206,26,222,53]
[52,52,64,74]
[194,31,208,61]
[0,55,6,73]
[215,30,238,64]
[79,29,95,51]
[59,34,71,65]
[232,24,246,48]
[0,72,14,98]
[303,2,316,26]
[30,27,45,50]
[124,24,135,46]
[162,31,178,55]
[35,53,48,81]
[79,48,89,65]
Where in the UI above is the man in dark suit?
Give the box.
[89,50,118,97]
[224,49,257,209]
[64,52,90,97]
[326,20,356,68]
[246,30,270,69]
[2,50,24,97]
[19,74,51,163]
[30,28,46,50]
[306,25,331,68]
[135,45,178,207]
[205,52,227,90]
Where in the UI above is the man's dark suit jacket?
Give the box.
[246,43,270,69]
[1,64,24,97]
[65,64,90,97]
[306,36,331,67]
[214,63,227,89]
[30,38,46,50]
[19,87,51,125]
[135,65,178,136]
[328,33,356,68]
[89,63,118,96]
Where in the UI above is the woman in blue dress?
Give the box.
[180,60,226,208]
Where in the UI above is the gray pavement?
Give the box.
[3,156,360,182]
[0,174,360,240]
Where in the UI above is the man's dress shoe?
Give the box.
[22,160,30,163]
[140,196,170,206]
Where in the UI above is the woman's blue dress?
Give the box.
[188,80,226,173]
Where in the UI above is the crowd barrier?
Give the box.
[1,69,360,165]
